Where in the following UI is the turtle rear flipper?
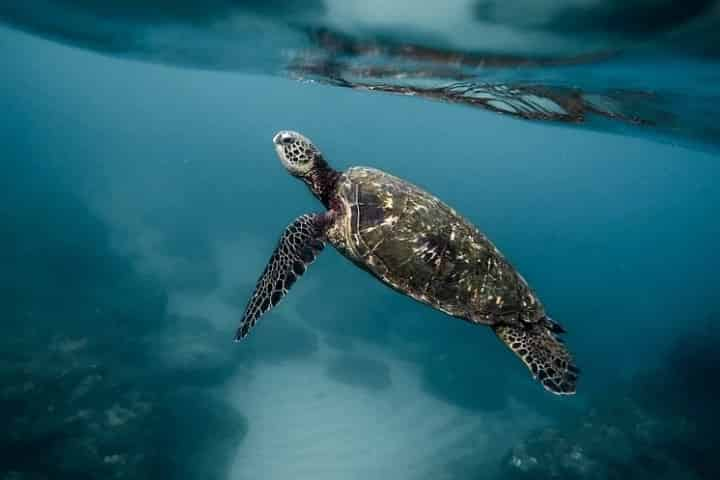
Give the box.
[234,213,328,341]
[494,318,579,395]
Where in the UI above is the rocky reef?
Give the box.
[502,319,720,480]
[0,158,247,480]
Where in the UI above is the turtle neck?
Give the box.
[303,164,340,208]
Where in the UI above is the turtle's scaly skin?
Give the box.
[327,167,543,326]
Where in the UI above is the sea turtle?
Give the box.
[235,131,578,395]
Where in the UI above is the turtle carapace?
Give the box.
[235,131,579,395]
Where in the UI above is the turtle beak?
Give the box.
[273,132,282,145]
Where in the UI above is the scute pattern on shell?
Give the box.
[235,214,325,340]
[333,167,543,325]
[327,167,579,394]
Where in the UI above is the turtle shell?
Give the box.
[331,167,543,324]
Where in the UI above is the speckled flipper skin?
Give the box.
[234,213,326,341]
[494,319,579,394]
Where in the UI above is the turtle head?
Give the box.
[273,130,327,178]
[272,130,338,207]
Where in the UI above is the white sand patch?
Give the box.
[226,342,546,480]
[105,404,137,428]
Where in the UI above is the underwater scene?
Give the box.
[1,1,719,479]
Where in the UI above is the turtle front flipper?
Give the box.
[494,318,579,395]
[234,213,328,341]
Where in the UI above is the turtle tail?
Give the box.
[494,316,579,395]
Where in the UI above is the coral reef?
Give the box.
[0,159,247,479]
[502,319,720,480]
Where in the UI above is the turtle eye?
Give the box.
[281,136,293,145]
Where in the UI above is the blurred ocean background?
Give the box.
[1,1,719,479]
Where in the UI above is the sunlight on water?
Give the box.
[2,1,719,146]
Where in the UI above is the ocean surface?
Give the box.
[2,2,719,479]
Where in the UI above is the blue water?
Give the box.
[2,3,720,479]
